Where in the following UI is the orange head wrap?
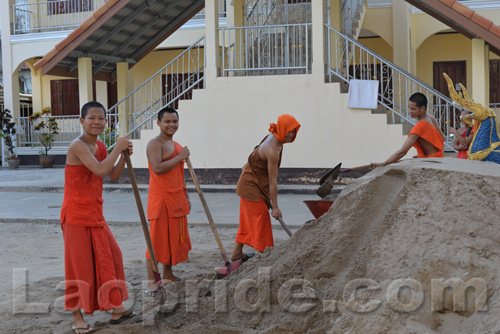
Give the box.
[269,114,301,143]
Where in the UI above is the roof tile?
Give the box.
[439,0,456,8]
[489,24,500,36]
[451,2,474,18]
[471,13,493,30]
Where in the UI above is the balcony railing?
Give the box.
[12,0,106,35]
[192,0,226,20]
[220,23,312,77]
[326,24,460,151]
[15,110,117,148]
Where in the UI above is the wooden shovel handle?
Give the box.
[277,217,293,238]
[186,157,231,265]
[124,152,166,304]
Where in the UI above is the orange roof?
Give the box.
[34,0,205,80]
[407,0,500,56]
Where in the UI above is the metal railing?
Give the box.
[192,0,226,20]
[12,0,106,35]
[342,0,365,37]
[490,103,500,115]
[325,24,460,151]
[220,23,312,76]
[106,36,206,149]
[16,115,80,147]
[15,110,117,148]
[246,0,311,26]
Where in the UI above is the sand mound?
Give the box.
[159,158,500,333]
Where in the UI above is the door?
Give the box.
[433,61,466,130]
[50,79,79,116]
[433,61,466,97]
[490,59,500,103]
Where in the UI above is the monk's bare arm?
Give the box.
[266,146,281,219]
[371,134,418,168]
[69,136,129,178]
[430,115,446,140]
[108,141,133,182]
[147,139,189,175]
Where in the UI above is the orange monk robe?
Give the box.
[409,120,444,158]
[60,140,128,314]
[235,114,301,252]
[146,141,191,266]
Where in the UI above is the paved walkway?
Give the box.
[0,167,342,227]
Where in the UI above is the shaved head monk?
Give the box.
[371,92,444,168]
[231,114,301,261]
[144,106,191,295]
[61,101,135,334]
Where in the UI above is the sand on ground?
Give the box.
[3,158,500,333]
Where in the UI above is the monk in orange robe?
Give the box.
[231,114,301,261]
[61,101,135,334]
[371,92,444,168]
[449,110,474,159]
[144,106,191,294]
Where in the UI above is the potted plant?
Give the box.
[0,108,20,169]
[29,107,60,168]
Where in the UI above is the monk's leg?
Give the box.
[71,309,94,333]
[162,264,179,283]
[231,243,245,261]
[145,259,159,291]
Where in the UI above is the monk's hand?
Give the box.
[271,207,282,220]
[179,146,190,160]
[116,136,130,153]
[370,162,383,169]
[126,141,133,156]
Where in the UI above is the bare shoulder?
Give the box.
[147,136,162,149]
[66,138,90,164]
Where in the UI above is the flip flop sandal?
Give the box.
[72,324,96,334]
[109,310,136,325]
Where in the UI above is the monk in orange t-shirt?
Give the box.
[371,93,444,168]
[231,114,301,261]
[144,106,191,294]
[61,101,135,334]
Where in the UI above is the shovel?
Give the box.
[185,157,242,278]
[123,152,167,307]
[316,164,371,198]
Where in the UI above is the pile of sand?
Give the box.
[159,158,500,333]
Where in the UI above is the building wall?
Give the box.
[130,75,413,169]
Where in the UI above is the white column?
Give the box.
[78,57,93,108]
[392,1,411,72]
[116,62,130,136]
[471,38,489,106]
[1,0,20,118]
[311,0,326,80]
[204,0,220,86]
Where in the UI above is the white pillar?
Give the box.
[392,1,411,72]
[204,0,220,86]
[116,62,130,136]
[78,57,93,108]
[1,0,20,118]
[311,0,326,80]
[471,39,489,106]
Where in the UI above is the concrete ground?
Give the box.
[0,166,339,227]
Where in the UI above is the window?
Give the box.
[48,0,93,15]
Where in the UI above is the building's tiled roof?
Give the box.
[407,0,500,56]
[34,0,204,80]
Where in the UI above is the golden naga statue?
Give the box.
[443,73,500,163]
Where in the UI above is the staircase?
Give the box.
[325,24,460,151]
[105,36,206,149]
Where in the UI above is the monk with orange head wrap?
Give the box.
[231,114,301,261]
[61,101,135,334]
[144,106,191,295]
[371,93,444,169]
